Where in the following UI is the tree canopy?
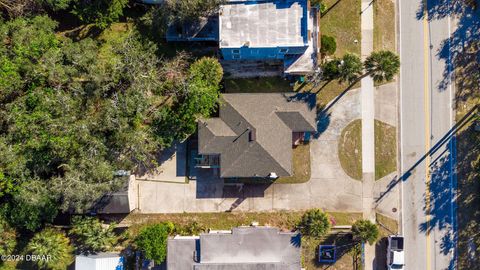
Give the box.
[0,217,17,256]
[0,15,223,229]
[162,0,225,23]
[72,0,129,29]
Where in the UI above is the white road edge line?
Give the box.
[398,0,405,236]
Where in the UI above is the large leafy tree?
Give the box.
[72,0,129,29]
[69,216,117,254]
[163,0,225,23]
[154,56,223,145]
[4,180,58,231]
[0,16,224,227]
[135,222,174,263]
[27,228,74,270]
[364,50,400,83]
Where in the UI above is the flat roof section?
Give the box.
[219,0,308,48]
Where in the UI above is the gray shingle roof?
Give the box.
[198,93,317,178]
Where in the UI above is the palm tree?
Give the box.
[364,50,400,83]
[69,216,117,254]
[338,53,363,84]
[299,209,331,237]
[351,219,380,245]
[27,228,74,270]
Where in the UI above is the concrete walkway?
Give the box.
[360,0,376,268]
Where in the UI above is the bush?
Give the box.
[136,222,174,263]
[27,228,74,270]
[320,35,337,56]
[351,219,379,244]
[175,221,206,236]
[69,216,117,254]
[299,209,331,237]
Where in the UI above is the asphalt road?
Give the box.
[399,0,456,269]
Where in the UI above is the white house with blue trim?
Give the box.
[219,0,318,74]
[165,0,318,75]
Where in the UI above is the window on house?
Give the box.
[279,48,289,53]
[232,49,240,54]
[233,54,241,59]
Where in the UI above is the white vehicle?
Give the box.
[387,235,405,270]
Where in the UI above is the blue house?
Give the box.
[219,0,318,74]
[164,0,318,74]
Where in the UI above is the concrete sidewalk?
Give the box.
[360,0,376,268]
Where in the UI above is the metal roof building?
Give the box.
[167,226,302,270]
[75,253,124,270]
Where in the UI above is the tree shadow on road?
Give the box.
[418,148,456,255]
[416,0,480,102]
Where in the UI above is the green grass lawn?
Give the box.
[338,120,363,180]
[373,0,396,52]
[376,213,398,237]
[374,120,397,180]
[124,211,362,236]
[295,80,361,109]
[303,233,362,270]
[338,119,397,180]
[321,0,361,57]
[276,144,311,184]
[224,77,293,93]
